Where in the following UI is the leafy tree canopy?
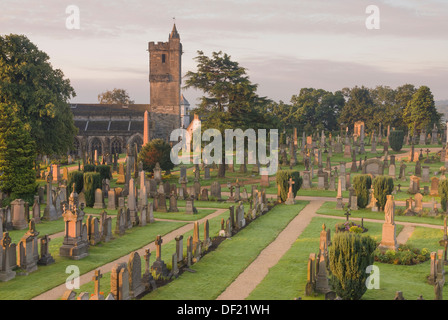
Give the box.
[98,88,134,105]
[0,34,78,156]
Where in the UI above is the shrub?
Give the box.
[438,179,448,212]
[349,226,363,233]
[353,174,372,209]
[328,232,377,300]
[276,170,290,202]
[389,130,404,152]
[138,139,174,173]
[335,221,368,233]
[372,175,394,210]
[83,164,96,172]
[374,245,430,265]
[83,172,101,207]
[95,165,112,182]
[68,171,84,194]
[275,170,303,202]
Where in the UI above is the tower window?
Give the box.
[162,54,166,63]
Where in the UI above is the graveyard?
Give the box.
[1,126,448,302]
[0,7,447,307]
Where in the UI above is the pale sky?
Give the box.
[1,0,447,106]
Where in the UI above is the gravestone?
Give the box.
[128,252,145,298]
[156,192,167,212]
[110,262,130,300]
[11,199,28,230]
[379,195,398,252]
[0,232,16,281]
[408,176,420,194]
[430,177,439,196]
[422,166,430,183]
[153,162,162,183]
[43,176,58,221]
[87,215,101,246]
[414,193,423,213]
[336,178,344,210]
[148,202,155,223]
[210,182,222,200]
[151,235,169,277]
[200,188,209,201]
[168,192,179,212]
[93,188,105,209]
[388,164,396,178]
[185,197,198,214]
[107,189,117,210]
[236,202,246,229]
[142,249,157,291]
[362,159,384,177]
[399,163,407,181]
[17,219,40,273]
[115,208,126,236]
[30,199,40,225]
[37,234,55,266]
[302,171,311,189]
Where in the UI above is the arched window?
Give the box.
[111,138,122,155]
[91,137,102,155]
[70,138,80,157]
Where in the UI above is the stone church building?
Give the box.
[69,25,190,158]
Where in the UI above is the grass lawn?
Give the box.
[8,218,66,244]
[71,205,236,297]
[153,209,217,221]
[137,201,309,300]
[316,201,445,226]
[0,219,187,300]
[363,225,448,300]
[246,216,390,300]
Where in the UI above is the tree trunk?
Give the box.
[218,154,226,178]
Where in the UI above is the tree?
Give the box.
[98,88,134,105]
[372,176,394,211]
[0,34,78,156]
[353,175,372,209]
[338,86,375,132]
[275,170,302,202]
[438,180,448,212]
[290,88,344,134]
[329,232,377,300]
[183,51,272,177]
[389,130,404,151]
[0,103,37,201]
[138,139,174,173]
[403,86,441,136]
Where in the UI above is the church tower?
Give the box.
[148,24,182,140]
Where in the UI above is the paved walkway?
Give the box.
[32,208,228,300]
[217,200,324,300]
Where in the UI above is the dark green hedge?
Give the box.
[68,170,84,195]
[372,175,394,211]
[275,170,302,202]
[353,174,372,209]
[389,130,404,152]
[83,172,101,207]
[329,232,377,300]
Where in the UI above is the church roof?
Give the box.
[70,103,150,117]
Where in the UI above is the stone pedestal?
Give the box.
[379,223,398,252]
